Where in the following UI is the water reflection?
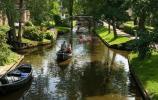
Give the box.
[1,33,142,100]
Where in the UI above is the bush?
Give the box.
[0,26,10,32]
[53,14,62,26]
[134,30,153,59]
[43,30,54,40]
[41,21,55,29]
[0,30,11,65]
[56,27,70,33]
[25,21,34,26]
[23,26,44,41]
[61,19,69,27]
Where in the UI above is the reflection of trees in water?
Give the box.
[81,61,107,96]
[56,61,129,99]
[24,70,50,100]
[81,61,129,97]
[56,65,83,100]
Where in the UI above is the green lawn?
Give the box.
[123,21,135,28]
[0,25,10,32]
[55,26,70,33]
[73,20,77,27]
[22,38,51,46]
[96,26,130,45]
[123,21,154,31]
[6,51,21,65]
[130,52,158,100]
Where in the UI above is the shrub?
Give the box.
[44,31,53,40]
[56,27,70,34]
[0,30,11,65]
[53,14,62,26]
[41,21,55,29]
[23,26,44,41]
[25,21,34,26]
[135,30,153,59]
[61,19,69,27]
[0,26,10,32]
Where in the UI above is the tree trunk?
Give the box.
[6,10,16,42]
[69,0,74,48]
[112,20,117,38]
[134,17,138,25]
[138,16,146,31]
[18,0,24,43]
[88,19,91,33]
[107,20,111,34]
[92,18,96,34]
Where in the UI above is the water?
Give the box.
[0,33,142,100]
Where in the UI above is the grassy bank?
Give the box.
[55,26,70,33]
[130,52,158,100]
[22,38,51,46]
[96,26,130,45]
[0,25,20,66]
[5,52,21,65]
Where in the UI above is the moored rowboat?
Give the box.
[0,64,32,95]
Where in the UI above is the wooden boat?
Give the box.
[57,50,72,61]
[57,58,72,67]
[0,64,32,95]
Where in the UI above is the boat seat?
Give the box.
[20,73,29,78]
[6,76,21,83]
[8,70,21,77]
[0,82,2,86]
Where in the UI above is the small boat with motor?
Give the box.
[57,41,72,61]
[57,50,72,61]
[0,64,32,94]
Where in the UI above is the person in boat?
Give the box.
[61,41,67,52]
[66,42,72,53]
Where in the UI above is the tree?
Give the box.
[102,0,130,37]
[27,0,57,25]
[130,0,158,58]
[0,0,17,42]
[0,28,11,65]
[78,0,129,37]
[18,0,24,42]
[131,0,147,30]
[61,0,74,46]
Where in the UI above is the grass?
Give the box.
[0,25,10,33]
[123,21,135,28]
[0,51,20,66]
[130,52,158,100]
[73,20,77,27]
[22,38,51,46]
[96,26,130,45]
[6,51,21,65]
[55,26,70,33]
[123,21,154,31]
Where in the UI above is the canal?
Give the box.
[0,32,142,100]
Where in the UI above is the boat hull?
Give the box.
[57,51,72,61]
[0,64,33,95]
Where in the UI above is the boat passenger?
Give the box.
[61,41,67,52]
[66,43,72,53]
